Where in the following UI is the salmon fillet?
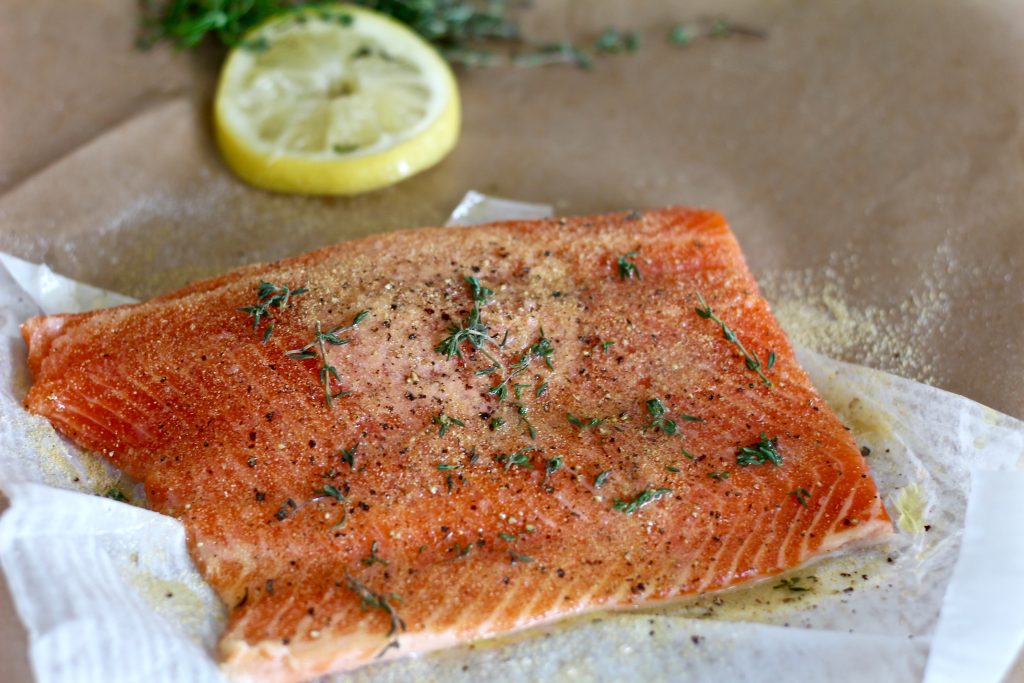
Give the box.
[22,207,892,681]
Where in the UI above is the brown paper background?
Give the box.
[1,0,1022,680]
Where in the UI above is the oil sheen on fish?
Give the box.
[21,207,892,682]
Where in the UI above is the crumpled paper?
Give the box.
[0,195,1022,683]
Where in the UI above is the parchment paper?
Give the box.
[0,194,1022,683]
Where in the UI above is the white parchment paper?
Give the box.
[0,195,1022,683]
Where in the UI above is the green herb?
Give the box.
[341,444,358,469]
[774,576,812,592]
[668,23,697,45]
[513,383,530,400]
[510,552,533,564]
[436,463,460,471]
[512,41,592,69]
[667,18,767,47]
[644,398,701,436]
[475,365,499,376]
[139,0,520,57]
[595,28,640,54]
[737,432,783,467]
[708,471,730,481]
[616,251,641,280]
[361,541,388,566]
[766,351,777,369]
[681,447,696,460]
[613,487,673,514]
[344,574,405,637]
[500,446,536,472]
[104,487,128,502]
[433,412,465,437]
[665,465,680,473]
[489,416,506,430]
[544,455,563,477]
[567,413,604,430]
[694,291,773,387]
[594,470,611,487]
[317,483,344,501]
[789,487,811,507]
[436,275,499,361]
[487,328,555,400]
[600,340,616,353]
[535,381,549,397]
[285,310,369,405]
[452,541,474,557]
[238,280,307,341]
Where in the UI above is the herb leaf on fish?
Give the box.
[286,310,369,406]
[613,487,673,514]
[694,291,773,387]
[737,433,783,467]
[239,280,307,341]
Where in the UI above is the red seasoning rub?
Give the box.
[21,207,892,682]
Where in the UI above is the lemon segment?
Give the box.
[214,5,460,195]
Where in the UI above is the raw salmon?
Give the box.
[22,207,892,682]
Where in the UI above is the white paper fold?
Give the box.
[0,193,1021,683]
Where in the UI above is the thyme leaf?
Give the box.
[612,487,673,514]
[238,280,307,341]
[736,432,783,467]
[617,251,641,280]
[344,574,405,637]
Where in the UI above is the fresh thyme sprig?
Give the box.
[436,276,500,362]
[238,280,307,341]
[694,291,773,387]
[643,397,702,436]
[433,412,465,437]
[345,574,406,637]
[612,487,673,514]
[737,432,783,466]
[139,0,520,52]
[286,310,369,405]
[594,470,611,487]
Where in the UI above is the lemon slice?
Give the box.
[214,4,460,195]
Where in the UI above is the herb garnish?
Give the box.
[567,413,604,430]
[708,471,730,481]
[286,310,369,406]
[789,487,811,507]
[613,487,673,514]
[681,447,696,460]
[104,486,128,502]
[239,280,307,341]
[544,455,563,478]
[345,574,405,637]
[340,444,358,469]
[736,432,782,467]
[433,412,465,437]
[694,291,773,387]
[595,28,640,53]
[594,470,611,487]
[500,446,536,472]
[600,340,616,353]
[498,532,517,542]
[489,416,506,430]
[617,251,641,280]
[436,276,498,361]
[643,398,701,436]
[361,541,389,566]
